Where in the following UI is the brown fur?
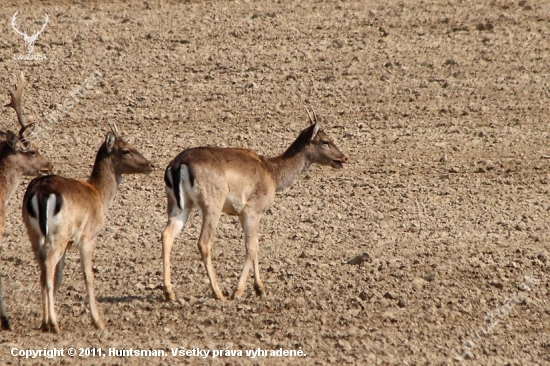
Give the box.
[162,119,347,301]
[0,73,52,331]
[22,124,152,333]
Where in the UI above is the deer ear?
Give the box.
[310,124,320,140]
[5,130,19,150]
[105,131,116,152]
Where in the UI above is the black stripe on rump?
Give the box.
[53,192,63,215]
[164,166,173,189]
[26,194,36,218]
[171,165,182,210]
[37,195,49,237]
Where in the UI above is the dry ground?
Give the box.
[0,0,549,364]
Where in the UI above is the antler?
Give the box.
[11,12,27,38]
[311,107,319,124]
[5,72,34,138]
[108,122,121,138]
[304,107,314,124]
[304,106,319,124]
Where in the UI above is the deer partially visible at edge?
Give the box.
[0,72,52,330]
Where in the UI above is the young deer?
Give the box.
[22,123,153,333]
[161,108,347,301]
[0,73,52,330]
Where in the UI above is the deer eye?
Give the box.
[28,150,37,157]
[322,140,330,146]
[122,149,131,155]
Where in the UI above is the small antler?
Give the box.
[311,107,319,124]
[5,72,34,138]
[304,107,314,124]
[304,106,320,125]
[108,122,121,138]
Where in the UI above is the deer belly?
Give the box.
[222,193,245,216]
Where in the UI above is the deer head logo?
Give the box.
[11,11,49,56]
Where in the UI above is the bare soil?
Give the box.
[0,0,549,365]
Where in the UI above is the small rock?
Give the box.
[338,340,352,352]
[489,281,503,289]
[449,167,459,173]
[383,292,395,300]
[475,167,486,173]
[333,39,346,48]
[346,253,371,265]
[424,272,436,282]
[397,300,406,308]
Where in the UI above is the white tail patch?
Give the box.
[45,194,59,237]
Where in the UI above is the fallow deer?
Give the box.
[0,73,52,330]
[22,123,153,333]
[161,108,347,301]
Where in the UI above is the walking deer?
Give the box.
[22,123,152,333]
[161,108,347,301]
[0,73,52,330]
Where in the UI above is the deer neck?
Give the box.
[0,147,24,205]
[87,146,121,213]
[265,144,312,192]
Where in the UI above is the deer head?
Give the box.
[302,107,347,169]
[104,122,154,175]
[4,72,52,176]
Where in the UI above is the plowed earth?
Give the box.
[0,0,549,365]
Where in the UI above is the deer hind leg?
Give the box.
[44,237,68,334]
[233,212,262,299]
[197,204,225,300]
[253,248,265,297]
[79,239,103,330]
[161,195,193,302]
[34,239,49,332]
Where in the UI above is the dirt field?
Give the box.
[0,0,549,364]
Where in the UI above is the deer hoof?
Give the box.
[49,322,60,334]
[164,290,175,302]
[1,316,12,331]
[254,285,265,297]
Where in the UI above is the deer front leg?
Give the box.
[233,213,261,300]
[79,241,103,330]
[161,199,191,302]
[253,250,265,297]
[197,210,225,300]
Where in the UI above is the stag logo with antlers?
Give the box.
[11,11,49,61]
